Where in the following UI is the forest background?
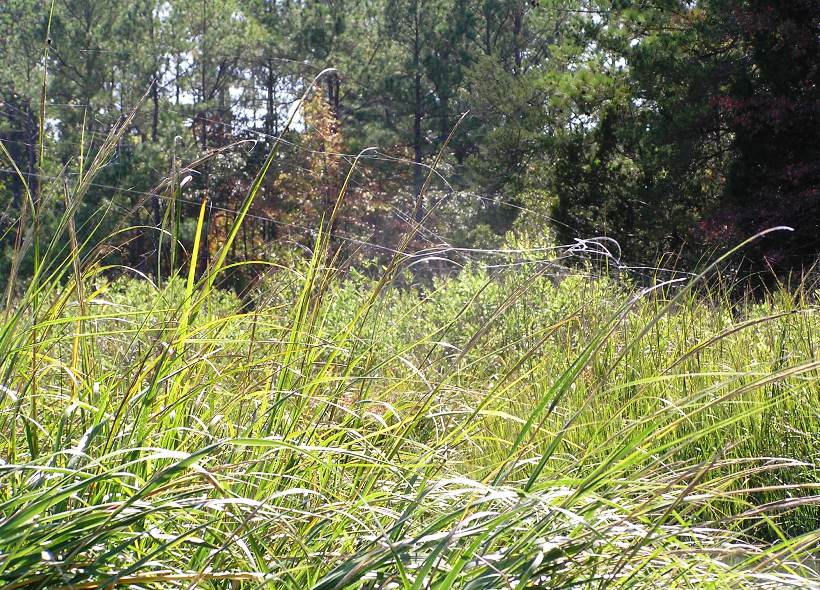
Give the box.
[2,0,819,286]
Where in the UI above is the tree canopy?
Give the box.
[1,0,818,284]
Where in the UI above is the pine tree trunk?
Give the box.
[266,59,276,136]
[151,82,160,143]
[413,2,424,222]
[513,5,523,73]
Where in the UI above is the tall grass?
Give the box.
[1,86,819,589]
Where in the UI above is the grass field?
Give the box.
[1,225,819,588]
[1,98,819,589]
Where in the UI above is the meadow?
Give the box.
[1,215,820,588]
[1,89,819,590]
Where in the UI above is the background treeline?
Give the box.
[1,0,819,285]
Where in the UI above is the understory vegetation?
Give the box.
[1,206,819,587]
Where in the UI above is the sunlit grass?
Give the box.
[0,82,818,588]
[1,232,819,588]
